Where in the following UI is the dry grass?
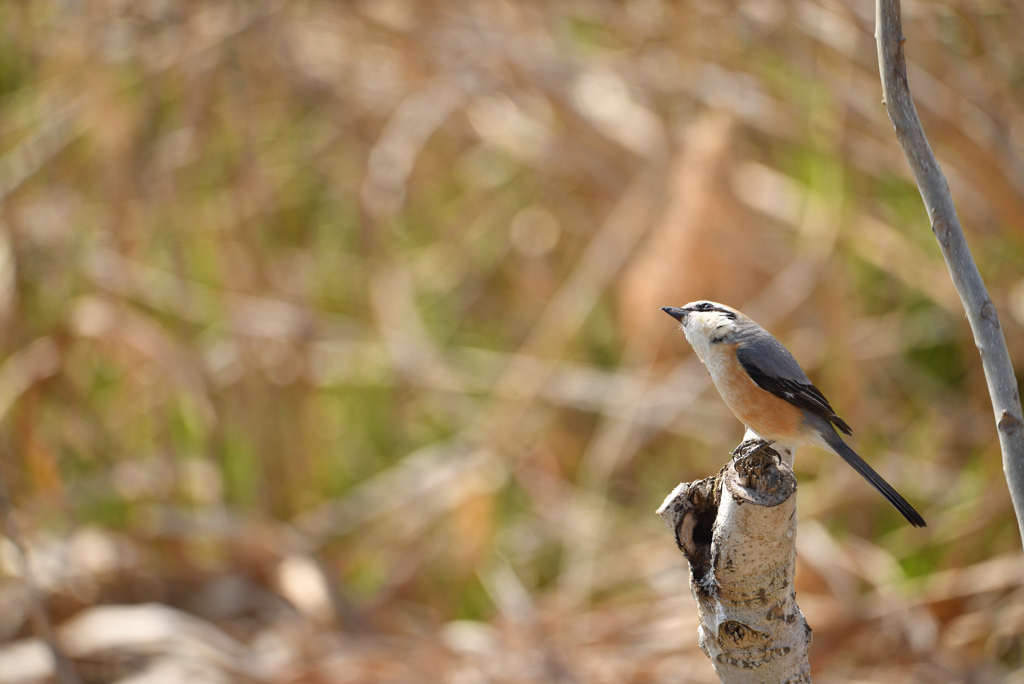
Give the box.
[0,0,1022,681]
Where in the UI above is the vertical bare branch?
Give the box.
[875,0,1024,545]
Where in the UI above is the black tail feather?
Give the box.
[822,431,926,528]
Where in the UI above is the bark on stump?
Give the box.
[657,441,811,683]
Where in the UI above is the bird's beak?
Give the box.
[661,306,687,322]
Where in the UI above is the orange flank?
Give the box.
[715,343,806,441]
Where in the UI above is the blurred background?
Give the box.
[0,0,1022,682]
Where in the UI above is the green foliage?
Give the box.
[2,3,1023,675]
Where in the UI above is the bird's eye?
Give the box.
[697,302,712,311]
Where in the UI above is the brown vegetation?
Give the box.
[0,0,1022,681]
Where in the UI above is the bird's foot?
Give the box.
[732,438,776,459]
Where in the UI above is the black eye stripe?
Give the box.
[687,302,737,320]
[706,306,736,320]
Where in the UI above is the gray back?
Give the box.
[732,323,810,384]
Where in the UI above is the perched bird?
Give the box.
[663,300,925,527]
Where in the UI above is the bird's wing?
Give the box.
[736,339,853,436]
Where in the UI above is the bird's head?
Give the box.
[661,301,742,360]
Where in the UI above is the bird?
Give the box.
[662,300,926,527]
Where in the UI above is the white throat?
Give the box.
[682,312,737,362]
